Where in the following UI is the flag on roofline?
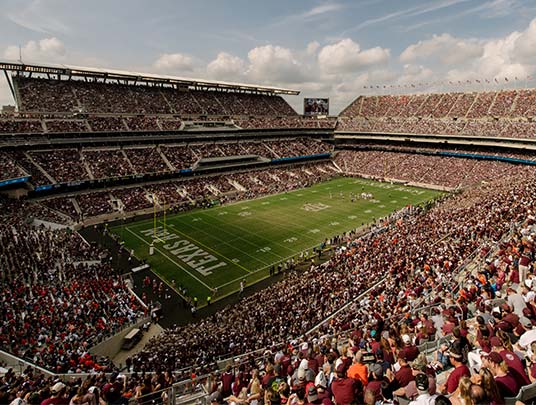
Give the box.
[505,77,509,82]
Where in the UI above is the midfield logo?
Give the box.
[302,203,330,212]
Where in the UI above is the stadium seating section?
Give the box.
[0,138,333,184]
[0,77,336,133]
[338,89,536,138]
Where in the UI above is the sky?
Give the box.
[1,0,536,114]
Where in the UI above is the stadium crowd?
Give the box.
[29,163,338,222]
[338,89,536,139]
[0,196,145,374]
[0,139,332,186]
[334,149,536,189]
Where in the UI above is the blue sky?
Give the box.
[1,0,536,113]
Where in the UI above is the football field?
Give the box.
[111,177,442,303]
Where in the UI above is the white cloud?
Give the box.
[318,39,390,74]
[303,3,344,18]
[400,34,483,65]
[206,52,246,81]
[512,18,536,64]
[247,45,307,83]
[153,53,194,72]
[4,37,65,62]
[306,41,321,55]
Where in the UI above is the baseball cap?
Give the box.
[485,352,503,364]
[308,386,318,402]
[402,334,411,344]
[490,337,502,348]
[51,382,66,394]
[370,363,383,378]
[415,374,429,392]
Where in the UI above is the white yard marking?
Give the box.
[238,211,252,217]
[302,203,330,212]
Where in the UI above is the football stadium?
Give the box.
[3,2,536,404]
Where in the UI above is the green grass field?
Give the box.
[111,177,443,303]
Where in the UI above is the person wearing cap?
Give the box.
[483,351,520,398]
[331,362,359,405]
[305,385,330,405]
[41,382,68,405]
[489,335,530,386]
[365,363,388,403]
[392,353,414,390]
[438,348,470,395]
[393,354,436,401]
[399,335,420,363]
[408,374,437,405]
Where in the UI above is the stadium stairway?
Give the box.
[157,146,176,171]
[121,149,136,173]
[24,151,56,184]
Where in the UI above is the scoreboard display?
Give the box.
[304,98,329,116]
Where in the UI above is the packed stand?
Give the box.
[338,88,536,139]
[29,149,89,184]
[0,151,25,181]
[0,203,143,372]
[335,150,536,189]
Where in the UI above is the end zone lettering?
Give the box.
[141,227,226,276]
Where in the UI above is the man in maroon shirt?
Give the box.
[485,351,521,398]
[399,334,420,362]
[439,349,470,394]
[331,363,360,405]
[393,354,414,389]
[41,382,68,405]
[490,336,530,386]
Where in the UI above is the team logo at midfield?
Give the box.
[302,203,330,212]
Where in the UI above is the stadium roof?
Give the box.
[0,60,300,95]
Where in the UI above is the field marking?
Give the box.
[214,240,327,290]
[125,227,214,290]
[164,219,274,268]
[158,220,254,274]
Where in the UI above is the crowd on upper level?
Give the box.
[338,89,536,139]
[0,138,332,184]
[29,163,338,222]
[14,77,298,117]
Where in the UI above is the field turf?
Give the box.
[111,177,442,304]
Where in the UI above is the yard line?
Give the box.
[167,217,277,265]
[214,240,328,289]
[125,227,214,290]
[160,221,254,274]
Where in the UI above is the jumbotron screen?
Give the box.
[304,98,329,116]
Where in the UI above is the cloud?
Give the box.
[4,37,66,62]
[247,45,308,83]
[346,0,472,33]
[400,34,483,65]
[303,3,344,18]
[318,39,390,74]
[6,0,70,35]
[207,52,246,81]
[306,41,321,55]
[153,53,194,73]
